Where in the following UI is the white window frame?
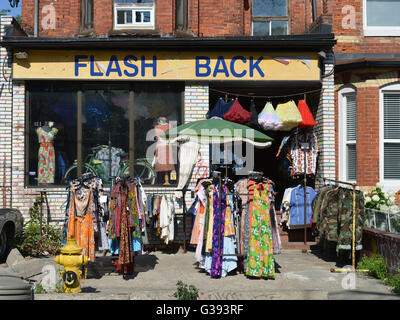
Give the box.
[363,0,400,36]
[251,0,289,36]
[339,86,357,183]
[114,2,155,30]
[379,83,400,191]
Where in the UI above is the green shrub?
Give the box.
[173,281,199,300]
[16,197,62,257]
[357,254,388,281]
[384,273,400,294]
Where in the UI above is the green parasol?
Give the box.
[162,118,273,148]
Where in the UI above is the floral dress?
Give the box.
[246,182,275,279]
[36,127,58,184]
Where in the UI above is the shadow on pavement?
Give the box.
[86,253,159,279]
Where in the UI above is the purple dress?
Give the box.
[210,184,226,278]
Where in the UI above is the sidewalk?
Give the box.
[33,248,400,300]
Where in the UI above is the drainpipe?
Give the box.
[34,0,39,37]
[311,0,317,22]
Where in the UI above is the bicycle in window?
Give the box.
[62,145,156,185]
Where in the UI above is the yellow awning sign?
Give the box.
[13,50,320,81]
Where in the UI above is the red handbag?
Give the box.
[297,99,316,128]
[223,98,252,124]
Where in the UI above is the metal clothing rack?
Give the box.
[316,175,363,272]
[143,187,188,252]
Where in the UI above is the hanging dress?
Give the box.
[36,127,58,184]
[210,184,226,278]
[66,185,95,261]
[246,182,275,279]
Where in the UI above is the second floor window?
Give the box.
[175,0,188,31]
[364,0,400,36]
[81,0,94,30]
[252,0,288,36]
[114,0,155,30]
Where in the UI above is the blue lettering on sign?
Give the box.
[123,55,139,77]
[195,56,211,77]
[230,56,247,78]
[249,56,264,78]
[75,55,88,76]
[106,55,122,77]
[90,55,103,76]
[141,56,157,77]
[213,56,230,77]
[74,54,265,79]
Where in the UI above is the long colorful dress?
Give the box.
[66,185,96,261]
[36,126,58,184]
[246,182,275,279]
[210,184,226,278]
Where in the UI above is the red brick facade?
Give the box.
[20,0,329,38]
[328,1,400,189]
[18,0,400,190]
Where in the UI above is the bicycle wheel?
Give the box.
[62,164,97,183]
[134,160,156,185]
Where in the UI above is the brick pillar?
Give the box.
[0,16,13,208]
[316,52,335,185]
[184,82,210,189]
[357,87,380,186]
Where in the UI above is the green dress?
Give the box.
[246,182,275,279]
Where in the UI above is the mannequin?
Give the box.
[35,121,58,184]
[154,117,175,185]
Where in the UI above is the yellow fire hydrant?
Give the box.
[54,237,90,293]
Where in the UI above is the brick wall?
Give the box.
[20,0,329,38]
[0,16,13,208]
[335,69,400,189]
[329,0,400,54]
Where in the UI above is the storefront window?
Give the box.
[27,82,182,187]
[28,83,78,186]
[81,85,130,184]
[133,83,182,186]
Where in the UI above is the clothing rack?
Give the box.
[316,175,359,271]
[218,174,277,261]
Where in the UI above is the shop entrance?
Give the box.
[209,81,322,209]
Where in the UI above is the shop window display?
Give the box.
[27,82,182,187]
[133,83,182,186]
[28,83,78,186]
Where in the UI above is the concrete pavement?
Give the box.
[30,248,400,300]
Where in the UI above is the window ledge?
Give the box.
[364,28,400,37]
[108,28,161,37]
[76,29,96,38]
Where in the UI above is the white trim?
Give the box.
[114,2,155,30]
[338,86,357,183]
[379,83,400,191]
[363,0,400,37]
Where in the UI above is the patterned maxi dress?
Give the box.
[210,184,226,278]
[66,185,96,261]
[36,127,58,184]
[246,182,275,279]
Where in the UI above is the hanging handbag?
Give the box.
[257,102,282,131]
[297,99,316,128]
[275,100,303,131]
[223,98,252,124]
